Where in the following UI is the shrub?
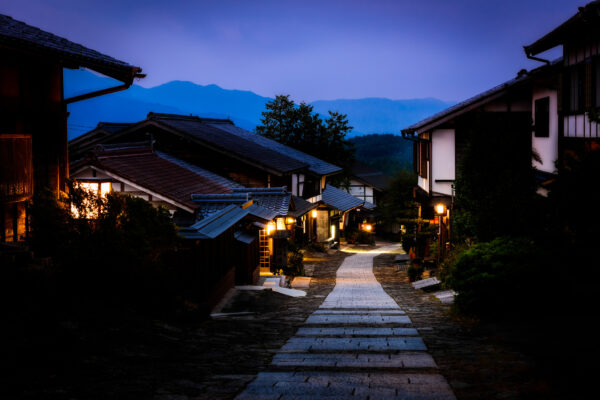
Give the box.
[27,186,182,317]
[285,241,305,276]
[444,237,543,318]
[401,234,415,254]
[407,262,424,282]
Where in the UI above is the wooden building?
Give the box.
[401,61,560,219]
[177,204,269,311]
[345,161,389,206]
[524,1,600,152]
[70,144,241,223]
[0,14,142,243]
[69,112,342,200]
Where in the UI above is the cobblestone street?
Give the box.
[236,244,456,400]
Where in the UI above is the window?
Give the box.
[564,64,585,113]
[534,97,550,137]
[71,180,112,218]
[0,134,33,203]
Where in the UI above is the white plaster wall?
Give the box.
[418,174,428,194]
[431,129,455,196]
[531,88,558,174]
[291,174,298,196]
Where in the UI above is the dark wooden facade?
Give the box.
[1,14,142,244]
[1,48,66,242]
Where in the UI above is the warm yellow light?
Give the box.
[79,182,99,195]
[435,204,446,215]
[100,182,112,196]
[364,224,372,232]
[311,209,318,218]
[266,222,276,235]
[71,181,111,218]
[286,217,295,224]
[330,224,336,238]
[276,218,286,230]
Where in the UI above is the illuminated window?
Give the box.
[276,217,286,230]
[71,180,112,218]
[266,221,276,235]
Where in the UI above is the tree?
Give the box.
[256,95,355,179]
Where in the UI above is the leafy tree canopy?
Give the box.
[256,95,355,181]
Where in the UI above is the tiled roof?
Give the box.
[97,122,135,133]
[0,14,142,84]
[179,205,249,239]
[148,113,308,174]
[232,188,290,217]
[79,148,232,209]
[246,204,279,221]
[524,1,600,56]
[363,201,376,210]
[212,123,342,176]
[289,195,318,218]
[69,123,135,162]
[322,185,364,212]
[156,151,244,190]
[189,193,249,220]
[192,187,291,219]
[401,59,562,135]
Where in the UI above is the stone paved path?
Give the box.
[236,245,456,400]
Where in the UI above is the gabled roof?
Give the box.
[69,122,135,160]
[0,14,142,84]
[401,60,562,135]
[289,195,318,218]
[178,205,249,239]
[70,112,342,177]
[351,162,390,191]
[71,147,232,211]
[212,123,342,176]
[147,113,308,175]
[156,151,244,190]
[524,1,600,56]
[322,185,364,212]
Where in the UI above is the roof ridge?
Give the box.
[147,112,233,124]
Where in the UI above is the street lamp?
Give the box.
[435,203,446,264]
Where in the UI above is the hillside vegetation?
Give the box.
[350,134,413,175]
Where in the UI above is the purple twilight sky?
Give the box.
[1,0,587,102]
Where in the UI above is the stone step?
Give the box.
[305,314,412,325]
[296,327,419,336]
[235,371,456,400]
[313,309,406,315]
[280,337,427,352]
[272,352,437,368]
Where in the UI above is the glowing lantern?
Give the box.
[311,209,318,218]
[435,203,446,215]
[266,221,276,235]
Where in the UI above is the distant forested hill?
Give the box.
[350,134,413,176]
[64,69,452,140]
